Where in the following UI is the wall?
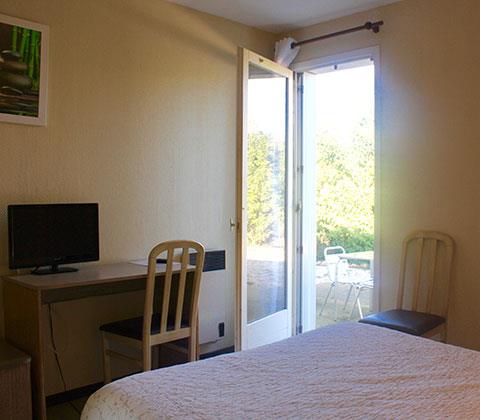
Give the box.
[0,0,275,394]
[288,0,480,350]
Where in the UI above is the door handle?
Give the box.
[229,218,237,231]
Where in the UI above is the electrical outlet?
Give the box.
[218,322,225,337]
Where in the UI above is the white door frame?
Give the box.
[293,46,382,332]
[235,48,295,350]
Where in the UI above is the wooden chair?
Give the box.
[100,240,205,383]
[360,230,454,340]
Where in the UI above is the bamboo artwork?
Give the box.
[0,17,45,120]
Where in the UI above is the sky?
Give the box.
[313,63,374,145]
[248,75,286,143]
[247,61,374,146]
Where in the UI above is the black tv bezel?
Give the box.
[8,203,100,270]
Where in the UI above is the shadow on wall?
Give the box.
[99,0,264,67]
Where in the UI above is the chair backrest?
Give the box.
[324,246,346,263]
[324,246,347,283]
[143,240,205,344]
[396,230,454,317]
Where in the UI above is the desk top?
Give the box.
[2,262,191,291]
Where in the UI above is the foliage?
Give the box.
[247,132,274,245]
[11,26,41,91]
[246,118,374,255]
[247,131,286,246]
[316,118,374,259]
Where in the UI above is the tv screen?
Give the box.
[8,203,99,272]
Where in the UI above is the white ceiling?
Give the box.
[167,0,402,33]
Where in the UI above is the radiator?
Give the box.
[191,250,226,345]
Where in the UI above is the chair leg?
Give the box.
[196,315,200,360]
[356,293,363,319]
[350,287,363,319]
[189,332,197,362]
[102,332,112,384]
[143,344,152,372]
[318,283,334,317]
[333,283,338,321]
[343,284,354,310]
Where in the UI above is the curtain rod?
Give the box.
[291,21,384,49]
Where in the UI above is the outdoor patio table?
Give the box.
[339,251,374,276]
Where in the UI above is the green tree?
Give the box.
[316,118,374,259]
[247,132,275,245]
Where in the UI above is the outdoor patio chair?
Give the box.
[360,230,454,340]
[318,246,353,320]
[349,277,374,318]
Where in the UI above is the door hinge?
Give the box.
[297,84,304,94]
[296,201,302,212]
[297,245,304,254]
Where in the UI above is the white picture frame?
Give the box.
[0,13,49,126]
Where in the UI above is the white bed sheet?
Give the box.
[82,323,480,419]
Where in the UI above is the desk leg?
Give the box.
[4,282,46,420]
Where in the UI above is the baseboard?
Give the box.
[200,345,234,359]
[46,345,235,406]
[46,382,104,406]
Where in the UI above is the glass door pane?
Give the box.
[246,64,287,324]
[298,56,376,330]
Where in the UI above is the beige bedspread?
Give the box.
[81,323,480,419]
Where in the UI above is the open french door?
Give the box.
[294,47,380,332]
[235,48,294,350]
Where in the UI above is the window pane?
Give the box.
[246,64,287,323]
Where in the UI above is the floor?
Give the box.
[47,397,88,420]
[316,268,373,328]
[246,251,373,329]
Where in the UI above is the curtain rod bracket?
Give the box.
[291,20,384,49]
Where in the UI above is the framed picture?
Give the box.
[0,14,48,126]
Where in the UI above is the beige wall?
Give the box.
[0,0,275,394]
[288,0,480,350]
[4,0,480,396]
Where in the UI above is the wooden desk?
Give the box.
[3,262,190,420]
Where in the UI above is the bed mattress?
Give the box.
[81,322,480,419]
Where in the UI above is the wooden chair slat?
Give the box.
[160,248,174,334]
[396,240,409,309]
[411,237,424,311]
[426,239,438,313]
[101,240,205,382]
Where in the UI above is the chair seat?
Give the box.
[100,314,189,341]
[359,309,445,336]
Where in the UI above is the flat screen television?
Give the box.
[8,203,99,275]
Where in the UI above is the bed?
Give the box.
[81,323,480,419]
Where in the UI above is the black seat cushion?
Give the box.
[359,309,445,336]
[100,313,189,341]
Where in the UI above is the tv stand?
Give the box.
[31,265,79,275]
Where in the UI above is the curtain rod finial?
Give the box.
[370,20,384,33]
